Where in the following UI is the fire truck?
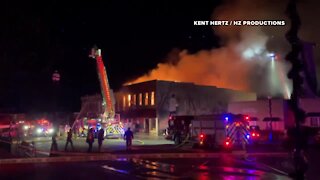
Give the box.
[165,113,251,150]
[72,46,124,138]
[24,119,54,137]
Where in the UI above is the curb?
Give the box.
[0,152,289,165]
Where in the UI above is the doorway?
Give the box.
[145,118,149,133]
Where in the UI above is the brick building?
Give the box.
[115,80,256,136]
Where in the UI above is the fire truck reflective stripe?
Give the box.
[225,118,250,145]
[105,124,124,136]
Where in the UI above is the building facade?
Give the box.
[78,94,104,119]
[115,80,256,136]
[228,98,320,131]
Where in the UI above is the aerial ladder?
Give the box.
[73,46,124,138]
[89,46,114,119]
[89,46,124,138]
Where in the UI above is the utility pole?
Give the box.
[285,0,307,178]
[268,96,273,141]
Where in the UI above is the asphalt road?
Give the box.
[2,135,320,179]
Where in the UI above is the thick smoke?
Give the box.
[130,47,251,90]
[212,0,292,97]
[128,0,295,98]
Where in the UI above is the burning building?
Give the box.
[115,80,256,136]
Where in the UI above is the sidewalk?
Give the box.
[134,133,166,140]
[0,148,16,159]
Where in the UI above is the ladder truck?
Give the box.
[73,46,124,138]
[89,46,124,138]
[89,46,114,119]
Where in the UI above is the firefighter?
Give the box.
[65,129,74,151]
[97,128,105,152]
[123,128,134,149]
[86,128,95,153]
[50,132,58,151]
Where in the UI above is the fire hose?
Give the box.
[174,133,191,148]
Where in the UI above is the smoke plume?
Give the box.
[127,0,296,98]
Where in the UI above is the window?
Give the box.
[122,96,126,109]
[128,94,131,107]
[145,92,149,106]
[151,91,155,106]
[133,94,136,105]
[139,93,142,106]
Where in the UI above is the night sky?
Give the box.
[0,1,222,112]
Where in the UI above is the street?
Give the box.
[1,135,320,179]
[0,156,291,180]
[21,134,175,155]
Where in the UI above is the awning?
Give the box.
[306,112,320,117]
[263,117,281,122]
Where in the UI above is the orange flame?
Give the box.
[126,48,252,91]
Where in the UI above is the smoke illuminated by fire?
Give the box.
[126,0,293,97]
[129,47,250,90]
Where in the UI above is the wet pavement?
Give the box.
[1,135,319,179]
[0,156,290,180]
[256,147,320,180]
[107,157,291,179]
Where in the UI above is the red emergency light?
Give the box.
[252,133,256,137]
[200,134,204,138]
[225,141,230,146]
[245,116,249,120]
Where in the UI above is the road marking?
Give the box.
[102,165,130,174]
[241,155,289,176]
[257,161,289,176]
